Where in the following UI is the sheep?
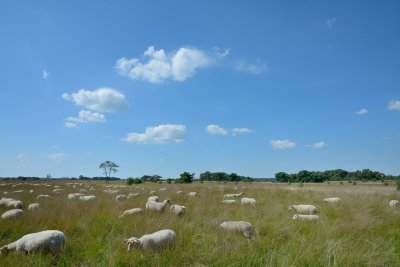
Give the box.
[68,193,84,199]
[79,195,96,201]
[119,208,143,218]
[128,193,139,198]
[1,209,23,220]
[241,197,256,206]
[293,214,320,221]
[224,192,244,198]
[323,197,341,203]
[37,195,51,200]
[149,190,157,196]
[187,192,197,197]
[147,196,159,202]
[222,200,237,204]
[28,203,40,211]
[116,195,128,201]
[170,204,186,216]
[176,191,183,195]
[0,198,23,209]
[288,204,317,215]
[218,221,254,238]
[389,200,399,207]
[145,200,171,212]
[125,229,176,251]
[0,230,66,255]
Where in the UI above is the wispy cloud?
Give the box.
[17,153,29,163]
[326,17,337,28]
[270,139,296,150]
[234,59,267,74]
[42,70,49,80]
[388,100,400,111]
[212,47,230,59]
[356,108,368,115]
[307,141,328,149]
[206,124,229,135]
[65,122,77,128]
[232,128,252,136]
[122,124,186,144]
[49,153,66,163]
[65,110,106,127]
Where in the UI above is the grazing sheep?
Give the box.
[148,196,159,202]
[1,209,23,220]
[28,203,40,211]
[68,193,84,199]
[120,208,143,218]
[222,200,237,204]
[224,192,244,198]
[389,200,399,207]
[79,195,96,201]
[13,190,24,194]
[146,200,170,212]
[0,230,66,255]
[219,221,254,238]
[116,195,128,201]
[176,191,183,195]
[0,198,23,209]
[125,229,176,251]
[323,197,341,203]
[241,197,256,206]
[37,195,51,200]
[288,204,317,215]
[293,214,320,221]
[170,204,186,216]
[187,192,197,197]
[149,190,157,196]
[128,193,139,198]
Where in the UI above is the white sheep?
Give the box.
[147,196,159,202]
[170,204,186,216]
[149,190,157,196]
[176,191,183,195]
[120,208,143,218]
[389,200,399,207]
[0,197,23,209]
[116,195,128,201]
[224,192,244,198]
[219,221,254,238]
[241,197,256,206]
[323,197,341,203]
[1,209,23,220]
[125,229,176,251]
[128,193,139,198]
[0,230,66,255]
[28,203,40,211]
[145,200,170,212]
[187,192,197,197]
[68,193,84,199]
[288,204,317,214]
[222,200,237,204]
[293,214,320,221]
[37,195,51,200]
[79,195,96,201]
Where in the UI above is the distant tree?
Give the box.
[275,172,290,183]
[99,160,119,185]
[126,177,142,185]
[46,174,52,179]
[140,175,162,183]
[178,172,194,183]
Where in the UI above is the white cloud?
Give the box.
[17,154,29,163]
[356,108,368,115]
[388,100,400,111]
[67,110,106,124]
[42,70,49,79]
[232,128,252,136]
[115,46,213,83]
[62,88,128,112]
[234,59,267,74]
[49,153,66,163]
[270,139,296,150]
[122,124,186,144]
[326,17,337,28]
[212,47,230,59]
[308,141,328,149]
[206,124,229,135]
[65,122,77,128]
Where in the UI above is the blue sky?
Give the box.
[0,1,399,178]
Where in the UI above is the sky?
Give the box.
[0,1,399,179]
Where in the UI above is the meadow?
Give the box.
[0,180,399,266]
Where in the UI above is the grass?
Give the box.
[0,181,400,266]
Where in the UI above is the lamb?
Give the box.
[0,230,66,255]
[79,195,96,201]
[293,214,320,221]
[170,204,186,216]
[148,196,159,202]
[28,203,40,211]
[37,195,51,199]
[323,197,341,203]
[120,208,143,218]
[218,221,254,238]
[145,200,170,212]
[187,192,197,197]
[222,200,237,204]
[1,209,23,220]
[0,197,23,209]
[288,204,317,215]
[116,195,128,201]
[125,229,176,251]
[389,200,399,207]
[68,193,84,199]
[224,192,244,198]
[241,197,256,206]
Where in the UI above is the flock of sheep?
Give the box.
[0,181,399,257]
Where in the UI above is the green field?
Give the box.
[1,181,400,266]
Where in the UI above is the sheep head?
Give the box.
[288,205,294,211]
[292,214,300,220]
[0,246,9,256]
[125,237,141,251]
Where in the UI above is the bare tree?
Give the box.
[99,161,119,185]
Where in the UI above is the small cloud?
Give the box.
[206,124,229,135]
[388,100,400,111]
[49,153,66,163]
[270,139,296,150]
[42,70,49,80]
[122,124,186,144]
[307,141,328,149]
[356,108,368,115]
[234,59,267,74]
[17,154,29,163]
[67,110,106,124]
[232,128,252,136]
[326,17,337,28]
[212,47,231,59]
[65,122,77,128]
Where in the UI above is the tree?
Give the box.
[178,172,194,183]
[275,172,290,183]
[99,160,119,185]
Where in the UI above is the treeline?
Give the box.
[199,171,255,182]
[275,169,400,183]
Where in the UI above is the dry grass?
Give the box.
[1,181,400,266]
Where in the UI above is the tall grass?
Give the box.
[0,181,399,266]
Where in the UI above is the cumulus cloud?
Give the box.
[115,46,213,83]
[232,128,252,136]
[62,88,129,112]
[42,70,49,80]
[122,124,186,144]
[307,141,328,149]
[67,110,106,124]
[326,17,337,28]
[388,100,400,111]
[356,108,368,115]
[206,124,229,135]
[49,153,66,163]
[270,139,296,150]
[234,59,267,74]
[65,122,77,128]
[17,154,29,163]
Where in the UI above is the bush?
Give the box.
[383,181,389,186]
[397,180,400,191]
[126,177,142,185]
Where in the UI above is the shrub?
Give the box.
[383,181,389,186]
[397,180,400,191]
[126,177,142,185]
